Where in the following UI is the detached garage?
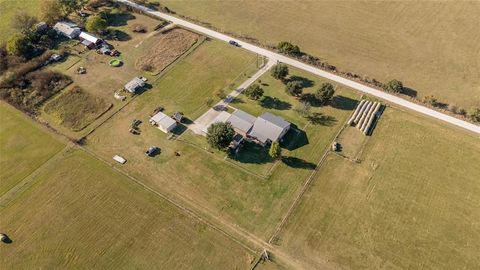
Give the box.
[149,112,177,133]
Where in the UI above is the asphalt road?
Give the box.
[117,0,480,135]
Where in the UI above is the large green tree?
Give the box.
[58,0,87,16]
[271,64,289,80]
[316,82,335,105]
[285,80,303,97]
[277,41,301,56]
[85,15,108,33]
[206,122,235,150]
[244,84,264,100]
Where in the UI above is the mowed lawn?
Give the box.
[0,102,64,196]
[277,108,480,269]
[0,149,254,269]
[86,62,357,238]
[160,0,480,109]
[0,0,40,42]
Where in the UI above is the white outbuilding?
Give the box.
[149,112,177,133]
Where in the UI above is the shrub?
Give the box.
[6,33,32,57]
[285,80,303,96]
[294,101,311,117]
[132,24,147,33]
[423,95,438,106]
[385,79,404,93]
[206,122,235,150]
[467,107,480,122]
[205,97,214,107]
[215,89,226,99]
[277,41,301,56]
[243,84,264,100]
[271,64,289,80]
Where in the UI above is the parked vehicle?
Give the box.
[229,40,240,47]
[145,146,160,157]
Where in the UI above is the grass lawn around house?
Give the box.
[160,0,480,109]
[85,62,358,238]
[0,0,40,42]
[277,107,480,269]
[0,102,65,197]
[0,148,255,269]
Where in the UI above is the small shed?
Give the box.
[124,77,146,94]
[149,111,177,133]
[79,31,102,45]
[172,112,183,123]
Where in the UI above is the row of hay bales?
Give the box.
[347,99,382,135]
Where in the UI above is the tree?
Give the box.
[244,84,264,100]
[423,95,438,106]
[206,122,235,150]
[271,64,289,80]
[316,82,335,105]
[269,142,282,160]
[11,12,38,34]
[58,0,86,16]
[467,107,480,122]
[41,0,63,24]
[285,80,303,96]
[85,15,108,33]
[385,79,404,93]
[6,33,32,57]
[277,41,301,56]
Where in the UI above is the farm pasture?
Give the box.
[276,108,480,269]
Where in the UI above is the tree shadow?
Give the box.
[280,127,308,151]
[109,13,136,27]
[402,87,417,98]
[300,93,321,107]
[230,97,245,104]
[306,113,337,126]
[281,156,316,170]
[231,142,272,164]
[259,96,291,110]
[261,83,269,87]
[288,75,314,88]
[330,95,358,110]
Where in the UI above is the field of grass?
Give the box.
[0,0,40,42]
[0,148,254,269]
[160,0,480,109]
[86,61,357,238]
[44,86,112,131]
[0,102,64,196]
[277,108,480,269]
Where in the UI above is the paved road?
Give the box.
[190,59,275,135]
[117,0,480,135]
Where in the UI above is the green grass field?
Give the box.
[277,108,480,269]
[0,0,40,42]
[86,63,357,238]
[0,102,64,196]
[160,0,480,109]
[0,148,254,269]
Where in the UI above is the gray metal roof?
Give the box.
[125,77,145,93]
[226,110,256,134]
[248,112,290,144]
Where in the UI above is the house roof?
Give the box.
[201,111,231,134]
[226,109,256,134]
[53,22,80,38]
[248,112,290,144]
[79,32,101,43]
[81,39,94,46]
[150,112,176,129]
[125,77,145,93]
